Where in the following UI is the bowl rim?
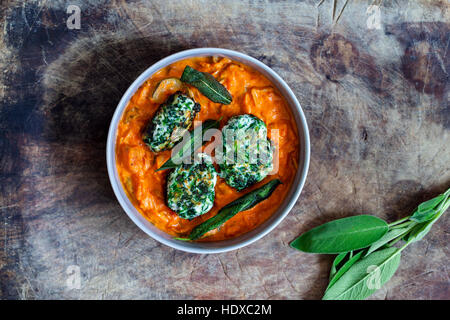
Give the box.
[106,47,310,254]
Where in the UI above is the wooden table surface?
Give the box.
[1,0,449,299]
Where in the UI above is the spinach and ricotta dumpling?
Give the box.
[167,153,217,220]
[219,114,274,191]
[143,92,201,152]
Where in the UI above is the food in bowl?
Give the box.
[166,153,217,220]
[142,92,201,152]
[219,114,274,191]
[115,56,300,241]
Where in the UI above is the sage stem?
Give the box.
[390,221,414,229]
[388,216,410,227]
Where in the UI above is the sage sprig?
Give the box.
[291,186,450,300]
[180,66,233,104]
[175,179,281,241]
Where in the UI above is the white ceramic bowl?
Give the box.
[106,48,310,254]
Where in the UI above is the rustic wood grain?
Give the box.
[0,0,449,299]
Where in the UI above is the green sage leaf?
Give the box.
[326,250,364,291]
[406,191,450,242]
[329,252,348,281]
[418,194,445,213]
[409,208,435,223]
[156,119,221,171]
[180,66,232,104]
[323,247,401,300]
[410,190,449,223]
[405,215,441,243]
[290,215,388,254]
[175,179,282,241]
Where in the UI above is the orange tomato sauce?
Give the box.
[116,57,299,241]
